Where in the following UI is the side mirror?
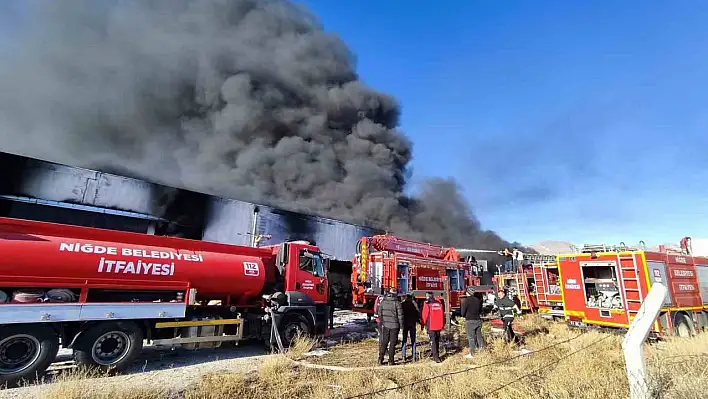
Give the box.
[323,258,330,274]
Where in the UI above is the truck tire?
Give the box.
[0,324,59,385]
[674,314,694,338]
[280,314,311,348]
[73,321,143,371]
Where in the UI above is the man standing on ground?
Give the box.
[421,291,444,363]
[494,289,521,344]
[461,291,485,359]
[377,288,404,365]
[401,294,420,362]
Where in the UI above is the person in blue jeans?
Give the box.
[499,248,513,273]
[400,294,420,362]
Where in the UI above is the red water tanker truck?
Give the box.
[0,217,330,384]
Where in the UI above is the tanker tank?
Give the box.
[0,218,278,302]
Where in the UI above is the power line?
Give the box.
[343,332,590,399]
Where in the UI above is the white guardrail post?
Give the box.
[622,282,668,399]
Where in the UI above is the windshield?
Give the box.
[299,250,325,277]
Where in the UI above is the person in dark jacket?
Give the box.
[327,285,336,330]
[377,288,404,365]
[494,289,521,344]
[400,294,420,362]
[421,292,444,363]
[461,291,485,358]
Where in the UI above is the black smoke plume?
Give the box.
[0,0,512,250]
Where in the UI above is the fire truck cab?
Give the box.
[558,243,708,337]
[351,235,491,318]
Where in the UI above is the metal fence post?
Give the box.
[622,282,667,399]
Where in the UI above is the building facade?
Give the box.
[0,152,381,261]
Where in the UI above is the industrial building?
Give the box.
[0,151,382,261]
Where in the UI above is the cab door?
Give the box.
[288,245,328,304]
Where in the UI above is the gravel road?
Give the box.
[0,343,271,399]
[0,310,374,399]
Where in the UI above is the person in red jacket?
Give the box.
[421,291,444,363]
[372,294,384,334]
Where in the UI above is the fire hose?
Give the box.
[268,307,286,353]
[455,249,501,254]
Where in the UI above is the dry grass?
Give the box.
[40,369,170,399]
[36,315,708,399]
[283,334,319,360]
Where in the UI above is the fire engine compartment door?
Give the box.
[546,267,561,295]
[397,262,409,294]
[370,257,384,295]
[446,269,461,291]
[579,261,623,310]
[696,264,708,304]
[646,261,673,306]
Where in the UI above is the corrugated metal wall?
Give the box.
[254,207,381,261]
[202,197,255,246]
[7,156,159,216]
[309,217,380,261]
[0,152,381,260]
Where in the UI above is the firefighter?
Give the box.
[327,284,336,330]
[494,289,521,344]
[372,293,382,345]
[421,291,444,363]
[377,288,404,365]
[401,294,420,362]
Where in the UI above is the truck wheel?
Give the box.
[280,314,311,348]
[0,324,59,385]
[73,321,143,371]
[674,314,694,338]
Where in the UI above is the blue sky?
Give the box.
[299,0,708,246]
[1,1,707,247]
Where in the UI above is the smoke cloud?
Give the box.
[0,0,512,250]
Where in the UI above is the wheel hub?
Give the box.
[283,322,305,344]
[0,335,41,374]
[91,331,130,366]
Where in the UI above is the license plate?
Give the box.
[568,321,587,328]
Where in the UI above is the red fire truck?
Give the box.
[558,243,708,337]
[494,254,564,319]
[0,217,330,384]
[350,235,489,317]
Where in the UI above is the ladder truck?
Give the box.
[0,217,330,384]
[350,235,493,319]
[493,254,564,319]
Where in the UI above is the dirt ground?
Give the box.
[6,312,702,399]
[0,310,373,398]
[0,310,529,398]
